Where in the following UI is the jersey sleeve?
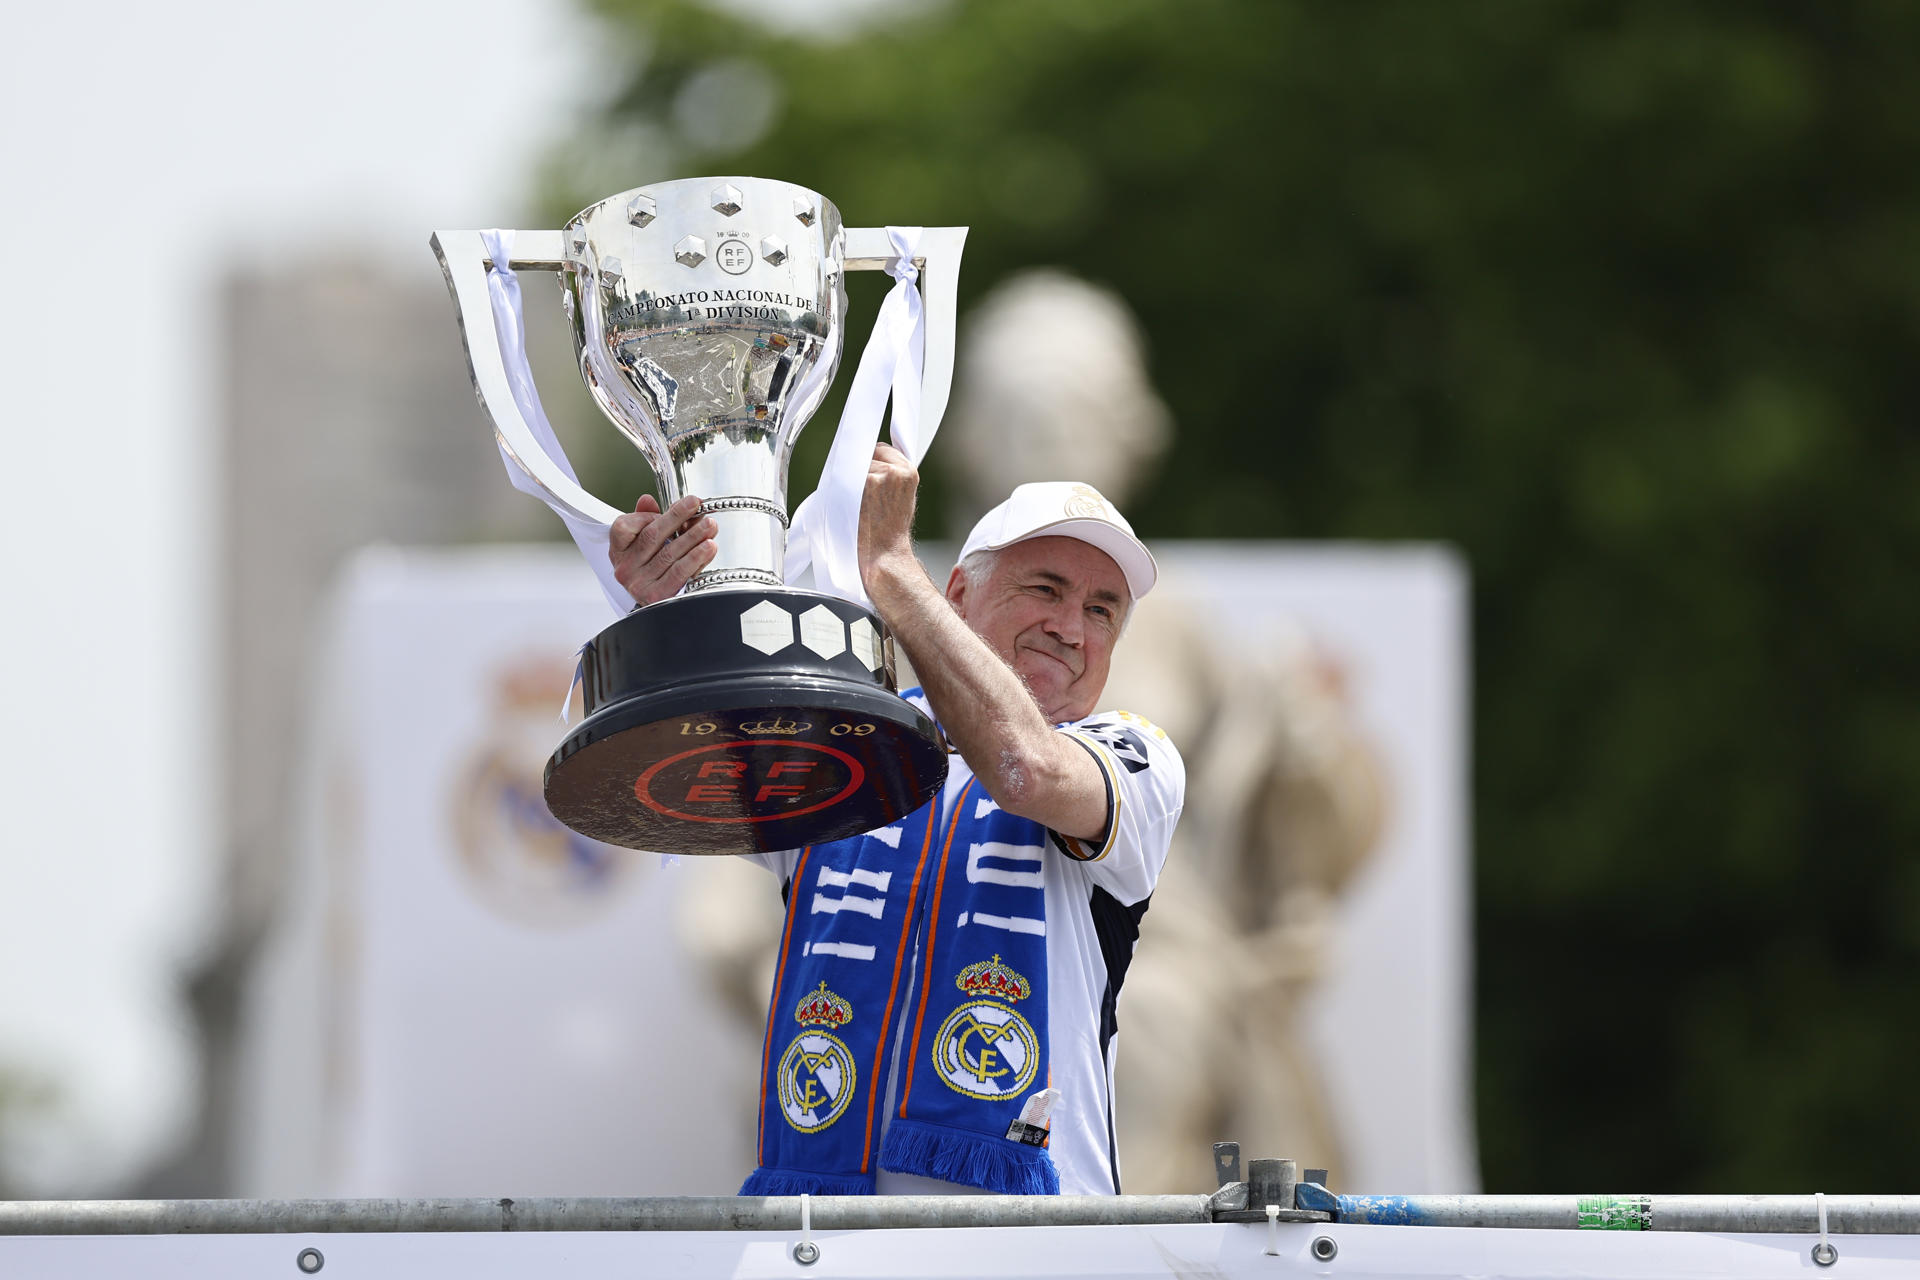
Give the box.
[1051,710,1186,905]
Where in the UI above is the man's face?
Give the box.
[947,535,1131,723]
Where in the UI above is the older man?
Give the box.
[610,445,1185,1196]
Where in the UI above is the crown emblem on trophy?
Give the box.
[793,981,854,1027]
[740,716,812,736]
[955,955,1032,1003]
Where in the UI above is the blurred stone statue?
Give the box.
[677,268,1388,1194]
[1108,620,1387,1193]
[941,270,1173,504]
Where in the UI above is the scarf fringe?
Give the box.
[739,1166,875,1197]
[879,1117,1060,1195]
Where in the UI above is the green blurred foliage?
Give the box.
[545,0,1920,1191]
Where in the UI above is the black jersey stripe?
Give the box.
[1088,884,1151,1194]
[1104,1038,1121,1194]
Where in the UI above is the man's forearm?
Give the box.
[866,555,1093,826]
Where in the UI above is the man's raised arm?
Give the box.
[856,444,1111,843]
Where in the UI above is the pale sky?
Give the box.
[0,0,605,1191]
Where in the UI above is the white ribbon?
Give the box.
[480,229,636,617]
[785,226,938,609]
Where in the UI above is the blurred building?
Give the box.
[140,260,551,1194]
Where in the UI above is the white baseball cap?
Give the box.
[956,481,1158,601]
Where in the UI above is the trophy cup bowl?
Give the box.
[434,177,954,854]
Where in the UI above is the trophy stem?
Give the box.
[688,502,787,590]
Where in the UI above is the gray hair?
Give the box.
[956,548,1001,588]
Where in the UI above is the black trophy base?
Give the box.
[544,588,948,855]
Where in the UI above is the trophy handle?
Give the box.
[429,229,623,527]
[844,226,970,443]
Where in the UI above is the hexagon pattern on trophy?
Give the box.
[739,600,795,655]
[847,618,883,673]
[799,606,847,660]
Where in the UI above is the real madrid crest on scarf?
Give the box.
[934,956,1038,1101]
[779,983,856,1133]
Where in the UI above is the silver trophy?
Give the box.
[432,177,965,854]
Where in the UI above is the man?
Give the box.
[610,445,1184,1196]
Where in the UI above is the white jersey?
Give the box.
[750,701,1185,1194]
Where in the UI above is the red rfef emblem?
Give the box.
[632,738,866,824]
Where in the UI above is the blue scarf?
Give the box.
[740,754,1060,1196]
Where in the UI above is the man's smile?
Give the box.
[1018,640,1081,677]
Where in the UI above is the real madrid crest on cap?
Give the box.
[933,956,1041,1101]
[1063,483,1111,519]
[777,982,857,1133]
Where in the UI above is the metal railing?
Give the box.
[3,1189,1918,1237]
[5,1146,1917,1240]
